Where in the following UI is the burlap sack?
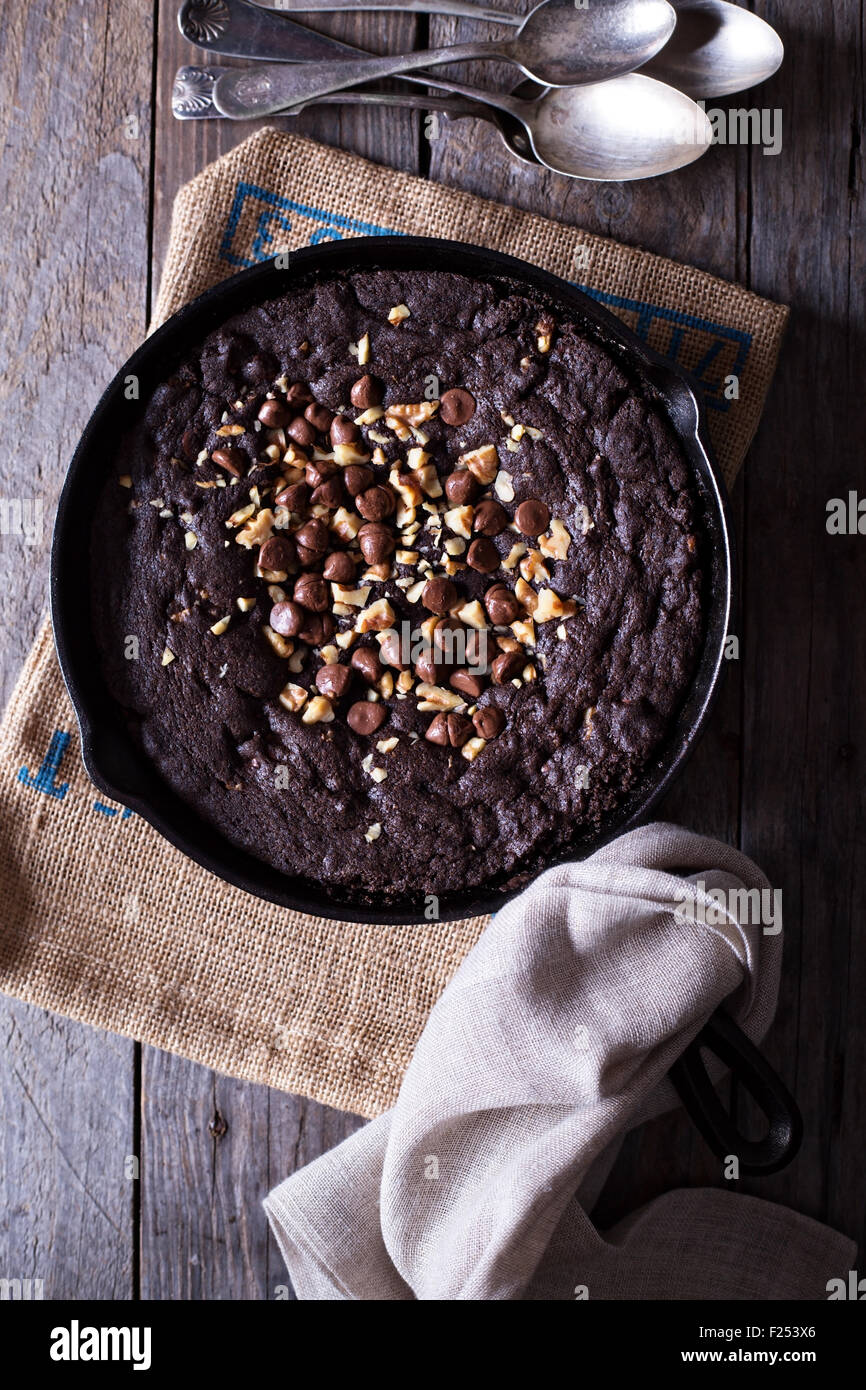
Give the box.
[0,130,789,1118]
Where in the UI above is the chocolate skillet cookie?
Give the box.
[92,269,705,904]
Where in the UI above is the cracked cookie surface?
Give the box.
[93,270,705,905]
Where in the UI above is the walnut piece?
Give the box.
[235,507,275,549]
[263,625,294,658]
[459,445,498,485]
[443,504,473,539]
[279,683,308,713]
[355,597,396,633]
[533,588,579,623]
[416,682,465,712]
[302,695,335,724]
[519,549,552,584]
[461,736,487,761]
[539,519,572,559]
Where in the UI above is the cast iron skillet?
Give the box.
[51,236,800,1175]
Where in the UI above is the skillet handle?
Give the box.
[669,1010,803,1177]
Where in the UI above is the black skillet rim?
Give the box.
[50,236,735,925]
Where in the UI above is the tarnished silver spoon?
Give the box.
[175,64,549,174]
[197,61,711,180]
[643,0,784,98]
[204,0,677,108]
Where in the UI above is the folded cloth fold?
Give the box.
[264,824,854,1300]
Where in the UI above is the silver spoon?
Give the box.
[175,64,563,173]
[642,0,784,98]
[175,65,710,182]
[174,63,541,165]
[208,62,712,180]
[203,0,677,105]
[180,0,531,28]
[180,0,783,103]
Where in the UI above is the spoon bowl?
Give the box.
[514,71,714,179]
[509,0,677,86]
[643,0,784,98]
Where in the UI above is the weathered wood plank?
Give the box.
[0,0,153,1300]
[139,4,416,1301]
[0,1004,136,1299]
[139,1048,365,1299]
[739,0,866,1251]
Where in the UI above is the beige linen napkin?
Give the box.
[265,824,854,1300]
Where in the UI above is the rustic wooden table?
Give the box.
[0,0,863,1299]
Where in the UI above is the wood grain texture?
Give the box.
[1,0,864,1299]
[139,2,417,1301]
[0,0,152,1300]
[139,1049,365,1299]
[737,0,866,1250]
[0,1004,136,1299]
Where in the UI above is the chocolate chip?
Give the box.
[473,499,508,537]
[293,573,329,612]
[473,705,506,739]
[347,700,387,735]
[305,459,338,489]
[492,650,524,684]
[181,428,200,461]
[446,713,474,747]
[351,646,383,685]
[356,484,395,522]
[426,711,472,748]
[212,446,245,478]
[294,518,329,557]
[432,616,464,667]
[515,498,550,537]
[310,476,344,509]
[259,535,296,572]
[287,416,317,448]
[295,545,321,568]
[422,576,458,615]
[424,713,449,745]
[322,551,355,583]
[484,584,521,625]
[466,537,499,573]
[379,630,407,669]
[414,652,446,685]
[257,399,292,429]
[315,663,352,700]
[449,669,486,699]
[358,522,395,565]
[330,415,360,446]
[275,481,309,514]
[298,611,335,646]
[285,382,314,406]
[444,470,479,506]
[439,388,476,426]
[464,629,487,667]
[350,374,383,409]
[270,600,305,637]
[343,465,375,497]
[305,402,334,433]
